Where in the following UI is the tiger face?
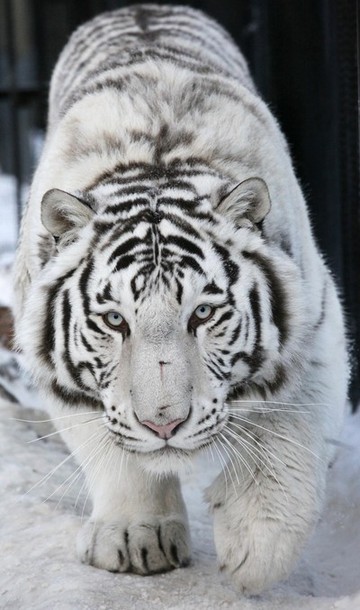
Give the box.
[24,175,302,473]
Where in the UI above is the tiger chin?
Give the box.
[14,4,348,595]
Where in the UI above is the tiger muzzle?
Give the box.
[130,335,192,428]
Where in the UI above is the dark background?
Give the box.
[0,0,359,404]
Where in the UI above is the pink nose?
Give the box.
[141,418,185,439]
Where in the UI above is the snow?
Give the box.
[0,176,359,609]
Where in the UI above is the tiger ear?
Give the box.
[217,177,271,227]
[41,189,95,241]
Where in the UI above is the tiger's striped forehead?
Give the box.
[91,204,235,310]
[85,163,241,307]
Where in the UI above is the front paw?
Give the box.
[213,501,308,595]
[77,516,191,575]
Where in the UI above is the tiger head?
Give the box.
[22,174,304,473]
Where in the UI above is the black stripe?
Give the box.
[180,255,203,275]
[243,251,288,345]
[230,285,264,375]
[61,78,126,116]
[313,279,327,331]
[163,212,203,241]
[87,158,217,192]
[212,242,239,284]
[0,383,18,404]
[109,184,152,198]
[229,322,241,346]
[266,364,287,394]
[247,285,263,373]
[51,380,102,409]
[158,197,215,223]
[108,237,143,264]
[102,198,149,216]
[175,278,183,304]
[62,290,92,391]
[211,310,234,329]
[243,313,250,344]
[206,361,225,381]
[79,259,94,315]
[166,234,204,259]
[39,268,76,365]
[203,281,223,295]
[114,254,136,272]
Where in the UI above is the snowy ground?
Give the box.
[0,179,359,609]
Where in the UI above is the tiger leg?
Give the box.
[207,277,348,594]
[206,407,333,594]
[52,409,191,574]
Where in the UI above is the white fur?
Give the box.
[14,5,348,593]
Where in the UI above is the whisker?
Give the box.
[70,433,111,511]
[73,444,106,512]
[228,413,324,463]
[212,439,230,500]
[217,433,242,497]
[27,417,103,444]
[227,420,288,469]
[117,444,126,489]
[218,432,242,489]
[23,430,100,497]
[81,434,114,522]
[207,440,216,464]
[226,399,327,408]
[55,430,110,509]
[80,440,110,520]
[58,467,87,510]
[225,424,293,506]
[90,436,117,515]
[227,407,311,415]
[10,410,103,424]
[224,426,287,501]
[220,431,257,486]
[225,426,268,475]
[43,444,100,507]
[80,415,106,425]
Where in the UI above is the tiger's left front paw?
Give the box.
[213,504,303,595]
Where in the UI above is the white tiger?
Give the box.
[14,4,348,594]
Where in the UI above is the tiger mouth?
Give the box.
[141,441,216,467]
[107,427,211,457]
[131,439,215,458]
[147,446,192,458]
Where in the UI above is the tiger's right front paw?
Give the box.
[77,516,191,575]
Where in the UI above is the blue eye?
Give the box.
[194,304,213,320]
[103,311,127,331]
[189,304,214,331]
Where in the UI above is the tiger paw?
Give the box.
[77,516,191,575]
[213,505,301,595]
